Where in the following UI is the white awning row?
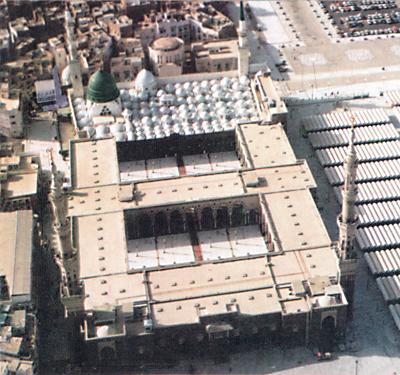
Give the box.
[357,201,400,226]
[303,108,390,132]
[308,125,398,149]
[334,179,400,204]
[385,91,400,107]
[365,249,400,276]
[377,276,400,303]
[389,305,400,331]
[315,141,400,167]
[356,224,400,251]
[325,159,400,186]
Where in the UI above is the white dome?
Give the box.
[120,89,129,101]
[183,82,192,91]
[122,108,132,118]
[78,117,90,128]
[186,96,195,105]
[239,75,250,85]
[160,106,170,115]
[192,86,202,96]
[73,97,84,105]
[115,132,127,142]
[96,325,112,338]
[140,108,151,117]
[150,108,159,117]
[211,84,221,92]
[200,80,209,89]
[61,65,71,86]
[161,115,172,124]
[135,69,156,92]
[138,91,149,101]
[176,88,186,97]
[141,116,152,127]
[125,122,133,132]
[110,123,125,134]
[96,125,110,138]
[76,110,86,120]
[200,112,211,121]
[176,97,186,106]
[198,103,208,112]
[195,95,205,104]
[165,83,175,93]
[127,131,135,141]
[84,126,95,138]
[221,77,231,87]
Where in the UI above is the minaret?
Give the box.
[337,116,359,307]
[49,151,73,259]
[65,10,84,97]
[238,0,250,76]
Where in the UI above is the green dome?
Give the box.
[86,70,120,103]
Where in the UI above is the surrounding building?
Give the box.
[108,15,134,39]
[0,153,40,212]
[34,80,56,106]
[137,1,236,49]
[192,39,238,73]
[0,29,10,64]
[0,210,38,374]
[0,97,22,138]
[148,37,184,77]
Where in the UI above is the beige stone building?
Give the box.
[192,39,238,73]
[57,117,349,363]
[0,97,23,138]
[148,37,184,77]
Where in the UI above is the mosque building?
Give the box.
[53,1,353,365]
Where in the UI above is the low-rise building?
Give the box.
[0,97,23,138]
[0,209,38,374]
[108,15,133,38]
[0,29,10,64]
[34,79,56,106]
[111,54,143,82]
[0,210,34,305]
[0,153,40,212]
[138,2,236,48]
[192,39,238,73]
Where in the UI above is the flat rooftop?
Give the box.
[65,116,343,331]
[67,161,316,217]
[0,210,33,304]
[238,123,297,168]
[1,171,38,199]
[264,189,332,252]
[70,138,120,189]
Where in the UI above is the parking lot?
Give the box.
[320,0,400,38]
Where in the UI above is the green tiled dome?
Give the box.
[86,70,119,103]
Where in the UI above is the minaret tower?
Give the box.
[337,116,359,306]
[238,0,250,76]
[49,151,73,259]
[65,9,84,97]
